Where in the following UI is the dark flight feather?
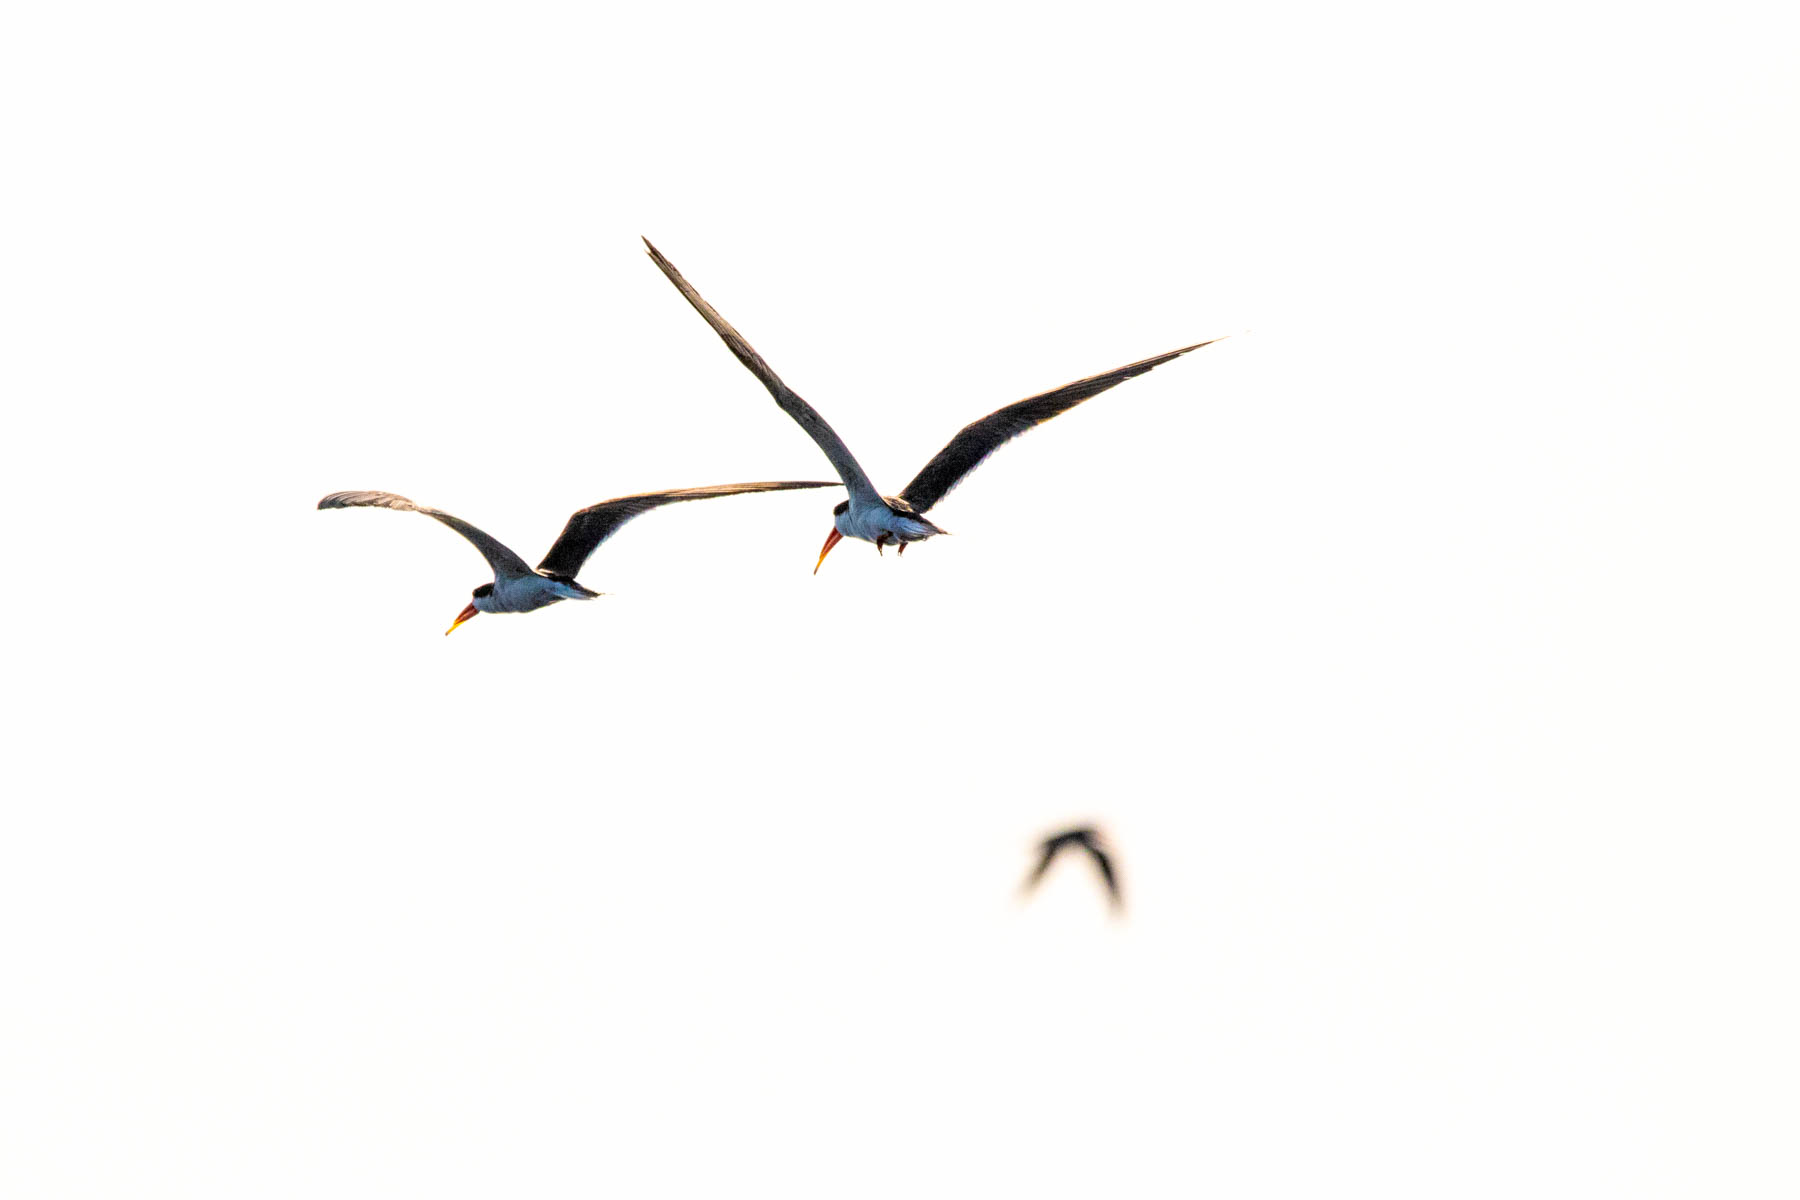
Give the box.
[318,490,534,579]
[535,480,839,578]
[898,339,1224,514]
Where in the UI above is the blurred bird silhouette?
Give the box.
[1022,826,1123,914]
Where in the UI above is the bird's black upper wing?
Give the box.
[642,238,886,508]
[536,481,840,579]
[318,490,534,580]
[1022,841,1061,894]
[897,339,1223,514]
[1082,841,1123,912]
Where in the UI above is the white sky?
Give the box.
[3,2,1796,1196]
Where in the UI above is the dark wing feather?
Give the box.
[642,239,885,507]
[898,338,1224,514]
[318,490,533,580]
[536,481,840,578]
[1021,842,1060,896]
[1082,841,1124,912]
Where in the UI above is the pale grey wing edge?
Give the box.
[536,480,841,578]
[642,238,884,506]
[898,338,1224,514]
[318,490,534,579]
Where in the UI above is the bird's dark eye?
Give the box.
[832,500,849,516]
[473,583,495,598]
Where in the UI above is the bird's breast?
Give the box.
[483,576,568,613]
[843,503,937,545]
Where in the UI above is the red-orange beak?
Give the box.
[813,528,843,575]
[445,602,479,636]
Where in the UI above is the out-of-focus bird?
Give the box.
[642,238,1224,573]
[318,481,839,633]
[1022,826,1123,913]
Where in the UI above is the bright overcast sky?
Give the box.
[4,2,1796,1197]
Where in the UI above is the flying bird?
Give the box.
[1022,826,1123,913]
[318,481,840,633]
[643,237,1223,572]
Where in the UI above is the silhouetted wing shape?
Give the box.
[898,339,1224,513]
[1023,842,1060,894]
[643,239,885,508]
[1082,841,1123,911]
[536,481,841,578]
[318,490,533,580]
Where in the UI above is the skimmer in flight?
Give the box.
[319,481,839,633]
[644,238,1223,573]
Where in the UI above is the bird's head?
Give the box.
[446,582,493,635]
[815,500,851,575]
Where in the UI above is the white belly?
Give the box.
[483,574,595,614]
[840,503,939,545]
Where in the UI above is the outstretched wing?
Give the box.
[318,490,533,580]
[643,238,885,508]
[898,339,1224,514]
[1021,840,1061,895]
[536,480,840,579]
[1081,840,1124,913]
